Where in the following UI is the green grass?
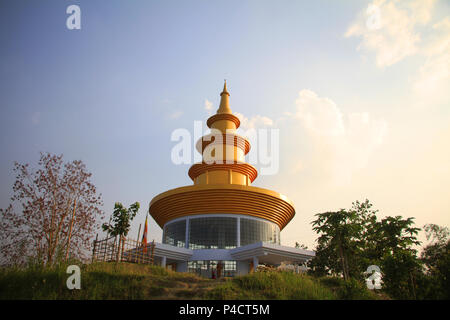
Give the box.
[317,276,385,300]
[0,262,382,300]
[208,271,336,299]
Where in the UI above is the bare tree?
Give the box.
[0,152,104,266]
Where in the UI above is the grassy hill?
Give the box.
[0,262,384,300]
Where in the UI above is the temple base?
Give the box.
[150,242,315,278]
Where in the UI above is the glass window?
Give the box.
[240,218,280,246]
[163,220,186,248]
[189,217,237,249]
[188,260,236,278]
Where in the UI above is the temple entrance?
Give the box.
[187,260,237,278]
[166,263,177,271]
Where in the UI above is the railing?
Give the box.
[92,235,155,264]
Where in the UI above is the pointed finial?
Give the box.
[221,79,229,96]
[217,80,231,113]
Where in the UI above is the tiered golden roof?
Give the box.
[149,82,295,230]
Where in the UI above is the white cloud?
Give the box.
[294,89,345,136]
[422,18,450,56]
[230,90,387,185]
[412,18,450,100]
[345,0,436,67]
[288,90,388,185]
[234,112,274,130]
[204,99,214,115]
[346,0,449,105]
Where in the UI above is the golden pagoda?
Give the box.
[148,82,313,277]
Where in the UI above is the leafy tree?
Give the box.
[102,202,140,238]
[434,241,450,299]
[309,200,380,280]
[309,200,423,298]
[348,200,379,275]
[308,242,340,278]
[421,224,449,273]
[311,208,363,280]
[419,224,450,299]
[381,249,422,299]
[0,153,104,266]
[423,223,449,247]
[308,200,450,299]
[375,216,421,256]
[365,216,421,299]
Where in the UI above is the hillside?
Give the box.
[0,262,384,300]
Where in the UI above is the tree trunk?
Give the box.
[65,197,77,261]
[410,271,417,300]
[338,243,348,281]
[344,252,350,279]
[121,235,125,262]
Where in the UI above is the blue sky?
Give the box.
[1,0,449,248]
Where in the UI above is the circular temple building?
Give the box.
[149,82,314,277]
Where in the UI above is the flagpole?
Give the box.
[136,224,141,244]
[142,213,148,255]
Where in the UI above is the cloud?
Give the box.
[229,90,387,185]
[412,18,450,100]
[345,0,436,67]
[286,90,388,185]
[294,89,345,136]
[234,112,274,130]
[204,99,214,116]
[346,0,450,105]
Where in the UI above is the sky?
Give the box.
[0,0,449,250]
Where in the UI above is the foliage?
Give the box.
[372,217,421,299]
[102,202,140,237]
[421,223,449,273]
[310,200,378,280]
[295,242,308,250]
[308,242,340,277]
[208,271,342,300]
[318,277,379,300]
[380,249,421,299]
[0,153,104,267]
[423,224,449,244]
[307,199,433,300]
[374,216,421,256]
[418,224,450,299]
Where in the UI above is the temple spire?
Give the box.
[217,80,231,114]
[222,80,229,95]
